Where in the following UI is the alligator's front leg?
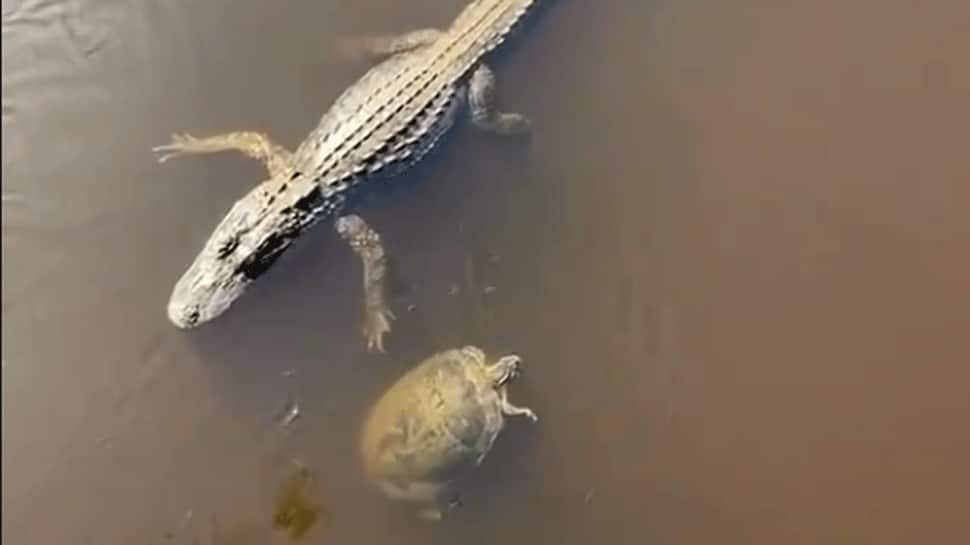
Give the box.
[341,28,443,60]
[153,131,293,179]
[468,64,532,136]
[334,215,394,353]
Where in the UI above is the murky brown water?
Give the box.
[4,0,970,543]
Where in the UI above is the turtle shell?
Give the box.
[360,347,506,498]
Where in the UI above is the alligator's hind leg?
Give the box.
[154,131,293,178]
[341,29,443,59]
[334,215,395,353]
[468,64,532,136]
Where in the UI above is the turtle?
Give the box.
[359,345,538,520]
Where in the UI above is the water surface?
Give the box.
[3,0,969,543]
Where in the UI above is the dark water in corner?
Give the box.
[3,0,969,543]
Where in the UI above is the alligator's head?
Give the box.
[167,178,330,329]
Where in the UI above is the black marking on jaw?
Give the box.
[236,232,293,280]
[235,186,326,280]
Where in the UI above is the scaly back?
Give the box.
[292,0,540,187]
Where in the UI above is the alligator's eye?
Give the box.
[216,235,239,258]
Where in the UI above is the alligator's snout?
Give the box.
[167,274,207,328]
[166,257,249,329]
[167,299,201,329]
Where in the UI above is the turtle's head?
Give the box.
[488,354,522,387]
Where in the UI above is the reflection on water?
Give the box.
[147,463,324,545]
[3,0,970,544]
[272,462,326,542]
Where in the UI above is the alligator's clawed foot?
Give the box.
[335,215,395,353]
[334,35,375,63]
[153,133,204,163]
[477,113,532,136]
[338,28,443,61]
[153,130,293,177]
[364,306,395,353]
[468,63,532,137]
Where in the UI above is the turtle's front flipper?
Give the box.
[499,389,539,422]
[340,29,443,60]
[153,131,293,179]
[468,64,532,136]
[335,215,395,353]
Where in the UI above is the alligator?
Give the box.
[154,0,544,352]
